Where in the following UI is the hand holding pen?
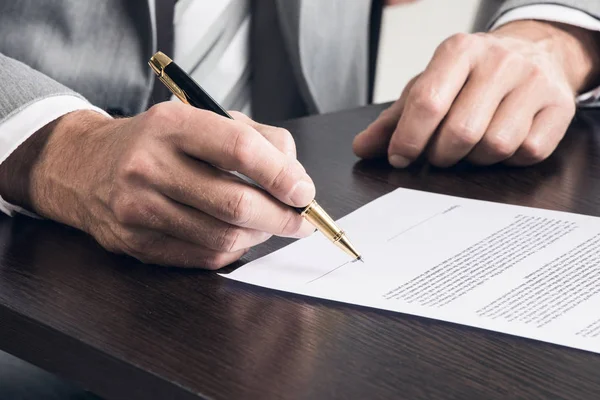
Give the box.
[149,52,361,262]
[21,70,322,270]
[112,101,318,268]
[0,49,359,269]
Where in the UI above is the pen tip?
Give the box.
[357,256,364,263]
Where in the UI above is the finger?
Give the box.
[154,153,315,238]
[128,234,249,269]
[114,188,287,251]
[387,34,480,168]
[229,111,297,158]
[428,53,525,166]
[505,105,574,166]
[166,106,314,207]
[467,82,540,165]
[353,75,419,159]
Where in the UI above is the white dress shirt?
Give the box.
[0,3,599,216]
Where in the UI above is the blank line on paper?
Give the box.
[306,261,350,284]
[386,205,460,242]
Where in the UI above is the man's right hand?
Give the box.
[0,102,316,269]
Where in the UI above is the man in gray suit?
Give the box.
[0,0,598,397]
[0,0,597,273]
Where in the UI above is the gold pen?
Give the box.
[149,51,362,261]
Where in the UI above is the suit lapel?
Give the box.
[276,0,372,114]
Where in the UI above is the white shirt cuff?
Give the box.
[0,95,110,217]
[490,5,600,108]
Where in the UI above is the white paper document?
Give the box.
[221,188,600,353]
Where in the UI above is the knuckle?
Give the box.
[528,63,546,82]
[491,46,521,71]
[275,127,296,153]
[113,229,177,267]
[441,33,475,53]
[110,190,162,227]
[552,91,576,115]
[223,125,256,168]
[111,194,143,225]
[488,42,509,59]
[268,162,294,195]
[93,230,123,255]
[409,83,445,116]
[225,189,254,225]
[445,121,480,146]
[279,212,303,236]
[520,137,549,162]
[273,127,293,141]
[119,151,155,182]
[227,110,246,120]
[120,230,157,256]
[484,133,516,158]
[389,137,421,160]
[215,226,243,252]
[145,102,180,125]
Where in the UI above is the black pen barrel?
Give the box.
[164,62,232,118]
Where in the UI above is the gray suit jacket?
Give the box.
[0,0,373,123]
[0,0,598,125]
[474,0,600,31]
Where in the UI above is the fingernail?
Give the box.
[389,154,411,168]
[294,219,316,238]
[289,179,315,206]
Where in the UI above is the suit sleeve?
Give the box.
[491,0,600,20]
[0,53,92,122]
[0,53,109,217]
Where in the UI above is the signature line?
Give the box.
[387,210,449,242]
[306,261,350,284]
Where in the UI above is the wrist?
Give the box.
[35,110,115,230]
[493,20,600,93]
[0,110,113,229]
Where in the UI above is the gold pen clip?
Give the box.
[148,51,190,105]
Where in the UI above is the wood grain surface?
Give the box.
[1,103,600,399]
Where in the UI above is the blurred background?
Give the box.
[375,0,481,103]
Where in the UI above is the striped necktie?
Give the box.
[173,0,252,114]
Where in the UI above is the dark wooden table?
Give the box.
[1,104,600,400]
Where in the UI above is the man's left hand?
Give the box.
[354,20,600,167]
